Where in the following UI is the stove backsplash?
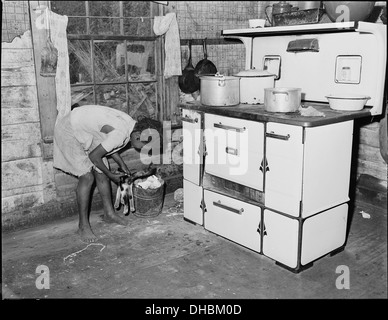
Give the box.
[250,25,386,115]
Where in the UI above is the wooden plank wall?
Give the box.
[1,30,56,217]
[354,113,388,210]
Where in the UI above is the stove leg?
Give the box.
[329,245,345,257]
[275,261,313,273]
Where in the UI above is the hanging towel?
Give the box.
[153,12,182,79]
[41,8,73,174]
[41,8,71,121]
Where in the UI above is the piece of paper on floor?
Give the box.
[360,211,371,219]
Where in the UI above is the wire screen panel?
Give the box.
[2,0,30,43]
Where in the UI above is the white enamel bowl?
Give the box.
[325,94,371,111]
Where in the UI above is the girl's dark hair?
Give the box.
[132,115,163,137]
[132,116,163,152]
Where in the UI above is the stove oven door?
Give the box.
[204,189,261,253]
[204,114,264,191]
[182,109,204,225]
[182,109,203,186]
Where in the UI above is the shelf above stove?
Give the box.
[222,21,366,37]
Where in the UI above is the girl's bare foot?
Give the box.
[77,226,98,243]
[103,212,128,226]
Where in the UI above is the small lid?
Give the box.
[199,73,239,81]
[234,68,275,77]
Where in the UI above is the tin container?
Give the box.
[264,87,301,112]
[200,74,240,106]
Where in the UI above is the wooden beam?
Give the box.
[29,1,57,160]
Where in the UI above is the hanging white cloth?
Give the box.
[40,7,71,122]
[153,12,182,79]
[39,8,73,172]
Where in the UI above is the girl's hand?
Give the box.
[109,171,126,185]
[119,166,131,176]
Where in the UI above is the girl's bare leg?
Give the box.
[76,172,98,243]
[93,170,128,226]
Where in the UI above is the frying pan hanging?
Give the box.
[194,38,217,78]
[178,40,200,94]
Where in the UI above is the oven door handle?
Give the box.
[225,146,238,156]
[182,116,198,124]
[213,200,244,215]
[266,132,290,140]
[214,123,246,132]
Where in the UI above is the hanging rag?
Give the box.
[44,8,74,174]
[41,7,72,121]
[153,12,182,79]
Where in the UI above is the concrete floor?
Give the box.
[2,193,387,300]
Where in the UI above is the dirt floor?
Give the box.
[1,192,387,302]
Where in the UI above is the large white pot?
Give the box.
[199,74,240,106]
[234,69,276,104]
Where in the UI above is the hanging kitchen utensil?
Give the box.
[178,40,200,94]
[40,8,58,77]
[194,38,217,78]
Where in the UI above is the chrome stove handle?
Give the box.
[225,147,238,156]
[213,200,244,215]
[182,115,198,124]
[214,123,246,132]
[266,132,290,140]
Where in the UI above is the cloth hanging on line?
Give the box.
[41,8,73,173]
[153,12,182,79]
[40,7,71,122]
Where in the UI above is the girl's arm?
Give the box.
[110,152,130,175]
[88,144,123,184]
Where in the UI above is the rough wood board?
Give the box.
[29,0,57,156]
[1,122,41,141]
[1,192,44,214]
[358,144,386,165]
[1,65,37,87]
[2,184,44,198]
[1,107,40,125]
[2,158,43,190]
[360,128,381,148]
[1,86,39,109]
[357,159,387,186]
[357,174,387,193]
[1,140,42,162]
[1,48,34,68]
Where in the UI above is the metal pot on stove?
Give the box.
[199,73,240,107]
[234,68,276,104]
[264,87,301,113]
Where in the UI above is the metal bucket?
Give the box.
[132,179,165,218]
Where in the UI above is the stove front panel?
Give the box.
[204,113,265,191]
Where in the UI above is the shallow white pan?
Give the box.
[325,94,371,111]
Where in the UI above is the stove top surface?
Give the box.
[180,101,372,127]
